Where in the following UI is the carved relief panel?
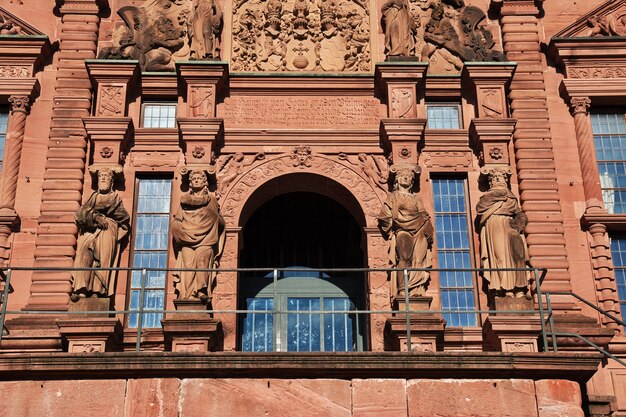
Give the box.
[231,0,371,72]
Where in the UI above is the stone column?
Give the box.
[570,97,604,212]
[26,0,103,311]
[497,0,573,308]
[0,95,30,264]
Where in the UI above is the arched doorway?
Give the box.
[238,190,368,352]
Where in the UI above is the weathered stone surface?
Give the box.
[407,379,538,417]
[0,380,126,417]
[180,378,351,417]
[125,379,180,417]
[535,380,584,417]
[353,379,407,417]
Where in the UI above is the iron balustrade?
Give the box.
[0,266,622,365]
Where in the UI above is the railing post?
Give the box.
[534,268,549,352]
[273,269,278,351]
[0,269,12,346]
[404,269,411,351]
[135,268,147,352]
[546,293,557,352]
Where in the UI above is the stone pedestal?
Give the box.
[83,117,133,168]
[56,318,122,353]
[161,299,222,352]
[483,296,540,352]
[387,297,445,352]
[68,296,112,318]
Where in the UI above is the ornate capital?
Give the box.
[8,96,30,114]
[570,97,591,116]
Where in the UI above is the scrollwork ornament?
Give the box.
[570,97,591,116]
[8,96,29,113]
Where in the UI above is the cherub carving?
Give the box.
[216,152,265,195]
[339,152,389,192]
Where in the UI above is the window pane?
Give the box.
[0,108,8,173]
[427,104,461,129]
[591,110,626,213]
[432,177,477,327]
[128,178,172,329]
[610,236,626,319]
[142,103,176,128]
[242,298,274,352]
[287,297,321,352]
[323,298,355,352]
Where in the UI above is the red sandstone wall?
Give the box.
[0,378,583,417]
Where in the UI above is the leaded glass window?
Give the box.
[426,104,461,129]
[0,107,8,173]
[240,270,362,352]
[142,103,177,128]
[591,110,626,213]
[610,235,626,319]
[128,178,172,328]
[432,177,477,327]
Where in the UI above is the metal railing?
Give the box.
[0,266,622,363]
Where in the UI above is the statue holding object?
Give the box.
[171,169,225,302]
[377,165,434,298]
[476,167,530,298]
[71,167,130,300]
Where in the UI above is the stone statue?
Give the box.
[476,167,530,298]
[171,169,225,301]
[381,0,415,58]
[189,0,224,60]
[378,165,434,298]
[71,167,130,300]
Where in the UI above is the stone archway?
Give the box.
[219,152,385,229]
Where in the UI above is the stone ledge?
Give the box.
[0,351,601,381]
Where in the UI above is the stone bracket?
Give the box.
[375,62,428,119]
[85,60,140,118]
[176,61,229,118]
[177,117,224,166]
[483,315,542,352]
[161,318,222,352]
[380,118,427,166]
[463,63,516,120]
[83,117,133,169]
[56,318,122,353]
[470,118,516,167]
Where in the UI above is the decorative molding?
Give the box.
[570,97,591,116]
[0,66,30,79]
[567,67,626,79]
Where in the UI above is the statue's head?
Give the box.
[97,168,114,193]
[482,166,512,190]
[189,170,209,193]
[390,164,421,191]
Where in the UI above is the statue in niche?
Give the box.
[189,0,223,60]
[71,167,130,300]
[476,167,530,298]
[171,169,225,301]
[377,165,434,298]
[381,0,415,58]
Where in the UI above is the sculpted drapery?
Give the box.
[171,170,225,301]
[190,0,223,60]
[378,166,433,298]
[71,168,130,299]
[476,168,530,298]
[381,0,415,57]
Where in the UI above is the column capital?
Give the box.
[58,0,103,15]
[570,97,591,116]
[8,95,30,114]
[492,0,544,17]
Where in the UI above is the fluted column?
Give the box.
[570,97,604,212]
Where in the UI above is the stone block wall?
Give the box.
[0,378,583,417]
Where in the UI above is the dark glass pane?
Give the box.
[287,298,320,352]
[242,298,274,352]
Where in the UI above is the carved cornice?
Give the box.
[492,0,544,17]
[57,0,102,15]
[582,212,626,232]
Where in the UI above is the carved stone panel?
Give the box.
[231,0,371,72]
[220,96,380,129]
[96,84,125,117]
